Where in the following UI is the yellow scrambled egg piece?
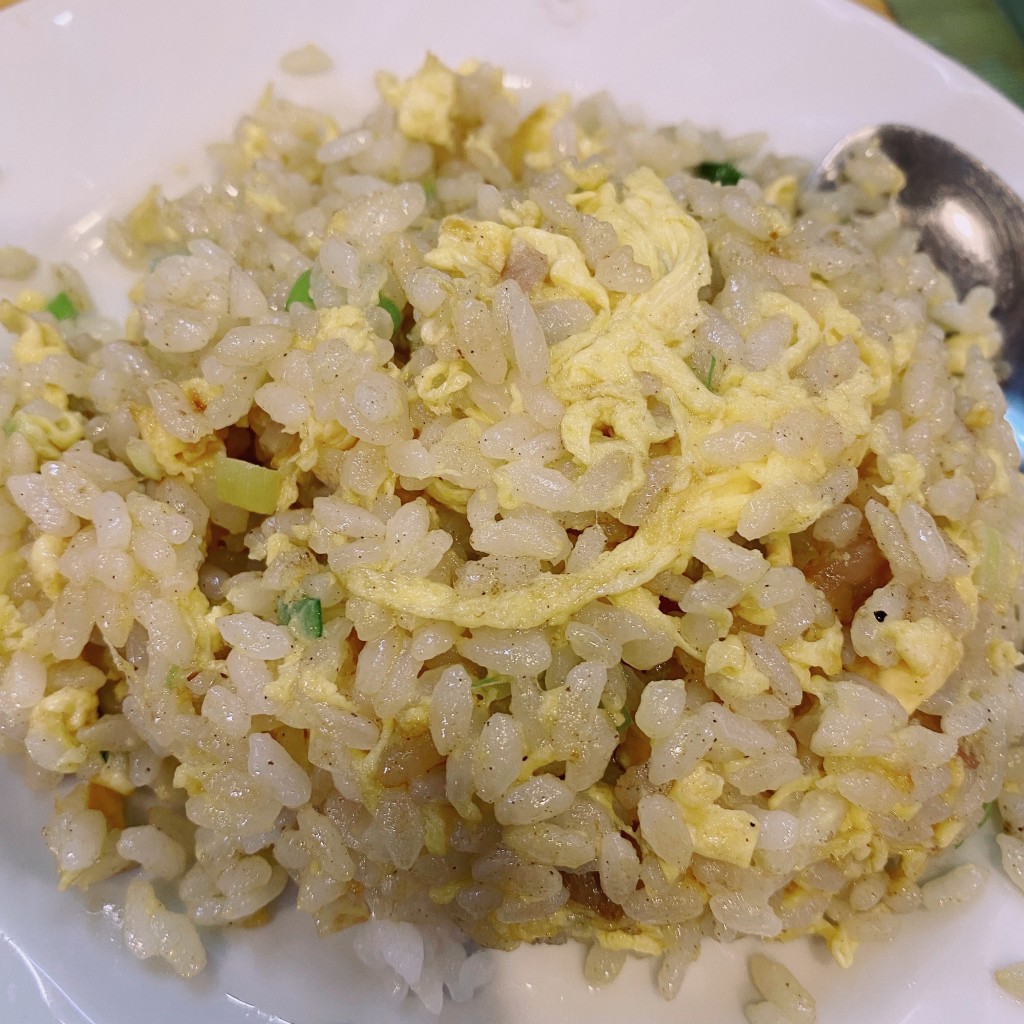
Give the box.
[27,688,99,773]
[876,452,927,507]
[0,595,24,655]
[704,635,771,700]
[1,302,86,455]
[4,302,65,366]
[28,534,67,600]
[782,623,845,695]
[315,305,389,355]
[415,359,474,415]
[989,638,1024,675]
[669,764,759,868]
[856,618,964,714]
[510,93,572,173]
[377,53,458,148]
[7,407,84,461]
[129,405,224,480]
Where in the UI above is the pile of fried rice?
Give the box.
[1,55,1024,1017]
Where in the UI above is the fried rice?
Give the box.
[1,55,1023,1015]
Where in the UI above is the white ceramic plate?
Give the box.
[2,1,1024,1021]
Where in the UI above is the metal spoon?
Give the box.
[815,124,1024,448]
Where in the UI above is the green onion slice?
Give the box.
[285,268,315,310]
[214,455,284,515]
[473,673,512,700]
[278,596,323,639]
[695,161,743,186]
[377,295,402,336]
[46,291,77,321]
[704,355,717,392]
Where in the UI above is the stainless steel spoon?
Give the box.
[815,124,1024,447]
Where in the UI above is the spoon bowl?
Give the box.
[815,124,1024,450]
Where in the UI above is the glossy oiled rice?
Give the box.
[1,55,1024,1013]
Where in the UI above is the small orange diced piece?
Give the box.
[87,782,125,831]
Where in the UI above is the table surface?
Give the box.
[0,0,896,16]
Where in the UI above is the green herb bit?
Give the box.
[377,295,402,337]
[422,177,437,201]
[214,454,284,515]
[279,596,323,639]
[296,597,323,639]
[165,665,182,691]
[46,291,77,321]
[615,705,633,735]
[2,418,17,437]
[704,355,717,392]
[285,268,315,310]
[474,673,512,700]
[695,161,743,186]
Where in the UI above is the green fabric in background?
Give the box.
[888,0,1024,107]
[999,0,1024,39]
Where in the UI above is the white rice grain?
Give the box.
[748,953,816,1022]
[247,733,312,808]
[995,962,1024,1003]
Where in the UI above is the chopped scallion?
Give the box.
[46,291,77,321]
[704,355,717,392]
[293,597,323,639]
[2,418,17,437]
[474,673,512,699]
[695,161,743,186]
[214,454,284,515]
[278,596,323,639]
[377,295,402,336]
[285,268,315,310]
[165,665,182,691]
